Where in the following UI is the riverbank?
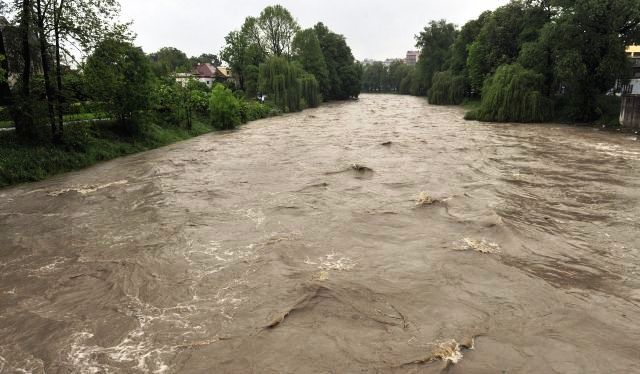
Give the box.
[0,119,217,188]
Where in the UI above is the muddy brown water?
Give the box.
[1,94,640,373]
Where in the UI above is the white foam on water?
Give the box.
[591,143,640,161]
[48,180,128,197]
[305,252,357,271]
[245,208,266,227]
[459,238,501,254]
[31,257,68,275]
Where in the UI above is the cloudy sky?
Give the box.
[120,0,508,61]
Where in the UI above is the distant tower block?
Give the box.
[406,51,420,65]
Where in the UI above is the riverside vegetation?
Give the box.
[361,0,640,126]
[0,3,361,187]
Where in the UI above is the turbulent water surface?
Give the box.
[1,94,640,373]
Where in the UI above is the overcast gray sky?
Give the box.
[120,0,508,62]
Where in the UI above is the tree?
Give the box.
[292,28,329,97]
[209,83,241,130]
[362,62,388,92]
[220,22,265,91]
[15,0,34,136]
[448,11,492,95]
[468,63,552,122]
[313,22,360,100]
[149,47,189,77]
[258,55,303,112]
[546,0,640,121]
[84,38,153,132]
[257,5,299,56]
[35,0,59,140]
[414,20,458,96]
[388,60,412,92]
[428,70,465,105]
[190,53,221,67]
[466,2,535,94]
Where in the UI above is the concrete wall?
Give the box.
[620,95,640,129]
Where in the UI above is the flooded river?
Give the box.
[1,94,640,373]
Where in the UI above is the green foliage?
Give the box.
[209,84,241,130]
[414,20,458,95]
[313,22,361,100]
[362,62,389,92]
[300,73,320,108]
[244,64,260,98]
[84,38,154,132]
[258,56,305,112]
[293,28,330,97]
[469,64,552,123]
[239,100,272,123]
[257,5,300,56]
[428,71,465,105]
[149,47,189,77]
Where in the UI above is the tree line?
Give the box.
[220,5,361,110]
[363,0,640,124]
[0,3,362,145]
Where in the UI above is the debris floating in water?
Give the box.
[416,192,438,206]
[351,164,373,173]
[459,238,501,254]
[312,271,330,281]
[433,339,465,363]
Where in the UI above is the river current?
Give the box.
[1,94,639,373]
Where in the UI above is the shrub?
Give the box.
[470,64,552,122]
[209,84,241,130]
[428,71,465,105]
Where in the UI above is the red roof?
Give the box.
[194,63,216,78]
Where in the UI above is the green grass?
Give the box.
[0,119,214,188]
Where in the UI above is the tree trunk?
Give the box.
[36,0,59,142]
[54,0,65,138]
[18,0,33,136]
[0,27,12,106]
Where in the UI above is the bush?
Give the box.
[209,84,241,130]
[239,100,272,123]
[470,64,552,123]
[428,71,465,105]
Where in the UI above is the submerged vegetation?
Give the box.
[0,3,361,187]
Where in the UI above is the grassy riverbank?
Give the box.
[0,120,215,188]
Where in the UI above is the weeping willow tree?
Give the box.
[467,64,552,122]
[258,56,311,112]
[299,73,320,108]
[428,70,465,105]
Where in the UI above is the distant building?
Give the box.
[627,45,640,79]
[176,63,232,88]
[406,51,420,66]
[383,58,402,67]
[361,58,404,67]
